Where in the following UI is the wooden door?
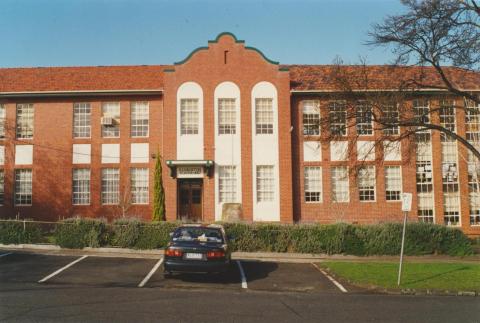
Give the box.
[178,180,203,222]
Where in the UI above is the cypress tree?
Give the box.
[153,152,166,221]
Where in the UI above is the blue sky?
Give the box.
[0,0,404,68]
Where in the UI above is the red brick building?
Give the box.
[0,33,479,236]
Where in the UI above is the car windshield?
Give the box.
[172,227,224,243]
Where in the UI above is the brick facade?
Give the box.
[0,33,479,236]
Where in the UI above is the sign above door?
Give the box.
[165,160,214,178]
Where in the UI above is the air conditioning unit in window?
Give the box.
[101,116,114,125]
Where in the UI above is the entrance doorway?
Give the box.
[178,179,203,222]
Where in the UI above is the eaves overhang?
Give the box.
[0,89,163,98]
[290,88,480,95]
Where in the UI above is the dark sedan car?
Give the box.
[163,224,231,275]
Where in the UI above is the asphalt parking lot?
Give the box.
[0,251,348,294]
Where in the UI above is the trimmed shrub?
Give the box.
[0,221,43,244]
[134,222,178,249]
[111,218,142,248]
[54,218,107,249]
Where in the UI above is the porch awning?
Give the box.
[165,160,214,178]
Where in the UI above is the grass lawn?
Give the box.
[322,262,480,292]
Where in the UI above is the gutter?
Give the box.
[290,88,480,94]
[0,89,163,98]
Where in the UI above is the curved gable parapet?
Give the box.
[173,32,281,68]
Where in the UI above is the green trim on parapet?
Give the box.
[173,32,281,66]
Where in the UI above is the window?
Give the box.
[256,165,274,202]
[304,166,322,202]
[356,101,373,135]
[331,166,349,202]
[381,103,399,135]
[441,141,460,226]
[218,99,236,135]
[16,104,34,139]
[73,103,91,138]
[180,99,199,135]
[72,169,90,205]
[219,166,237,202]
[358,166,376,201]
[131,168,148,204]
[0,145,4,165]
[101,102,120,138]
[0,170,4,205]
[416,141,435,222]
[328,101,346,136]
[467,151,480,226]
[439,100,456,142]
[15,169,32,206]
[413,99,431,142]
[385,166,402,201]
[303,100,320,136]
[466,99,480,143]
[255,98,274,134]
[131,102,149,137]
[0,104,5,138]
[101,168,119,205]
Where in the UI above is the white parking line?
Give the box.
[0,252,12,258]
[236,260,248,289]
[311,263,347,293]
[38,255,88,283]
[138,257,164,288]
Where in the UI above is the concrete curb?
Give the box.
[1,243,479,263]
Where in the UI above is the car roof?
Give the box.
[177,224,224,229]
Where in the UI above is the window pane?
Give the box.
[255,98,273,134]
[358,166,376,201]
[72,169,90,205]
[356,101,373,135]
[304,166,322,202]
[15,169,32,205]
[256,165,274,202]
[385,166,402,201]
[0,104,5,138]
[381,103,399,135]
[218,99,236,135]
[441,141,460,226]
[0,170,4,205]
[101,168,119,204]
[101,102,120,138]
[16,104,34,139]
[303,100,320,136]
[219,165,237,202]
[180,99,199,135]
[328,101,346,136]
[131,102,149,137]
[331,166,349,202]
[73,103,91,138]
[131,168,149,204]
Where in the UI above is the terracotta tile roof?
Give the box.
[285,65,480,91]
[0,65,170,93]
[0,64,478,94]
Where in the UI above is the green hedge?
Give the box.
[54,218,107,249]
[0,221,43,244]
[10,218,473,256]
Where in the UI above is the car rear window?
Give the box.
[172,227,224,243]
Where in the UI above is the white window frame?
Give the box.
[131,168,149,204]
[72,169,90,205]
[303,100,320,136]
[218,98,236,135]
[256,165,274,202]
[385,166,402,201]
[381,103,399,135]
[73,103,91,138]
[439,100,456,142]
[101,168,120,205]
[255,98,274,135]
[180,99,199,135]
[328,100,347,136]
[0,104,5,138]
[441,141,460,226]
[358,166,376,202]
[131,102,149,138]
[356,101,373,135]
[101,102,120,138]
[16,104,34,139]
[331,166,349,202]
[219,165,237,203]
[304,166,322,203]
[15,169,32,206]
[0,169,4,206]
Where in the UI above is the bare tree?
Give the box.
[368,0,480,104]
